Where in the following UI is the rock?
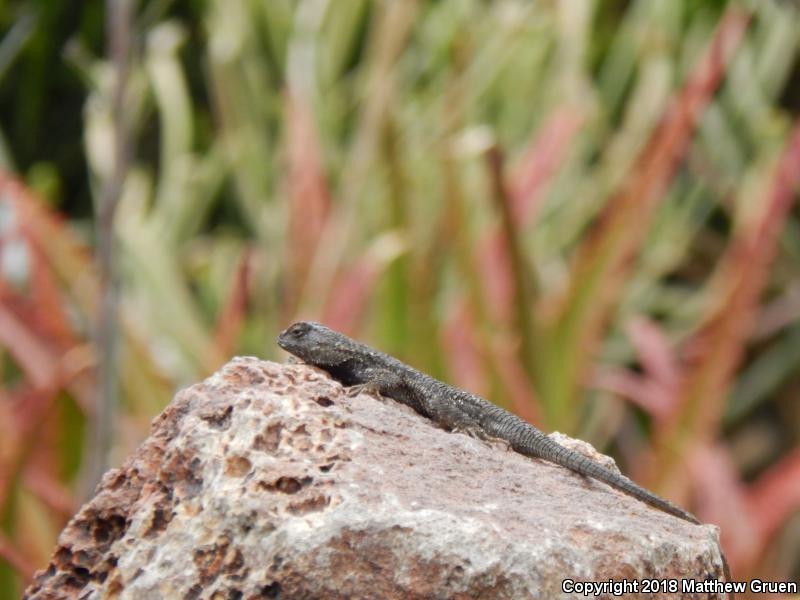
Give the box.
[25,357,728,599]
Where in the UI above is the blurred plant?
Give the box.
[0,0,799,595]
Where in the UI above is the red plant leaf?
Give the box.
[0,298,59,390]
[745,447,800,572]
[590,367,672,418]
[0,172,98,311]
[509,108,584,223]
[0,388,59,519]
[321,258,383,337]
[441,301,489,397]
[647,120,800,496]
[23,467,76,519]
[213,246,251,356]
[283,90,331,315]
[0,531,35,579]
[544,8,750,419]
[688,442,756,574]
[625,316,680,391]
[321,233,405,335]
[477,110,583,321]
[27,242,76,348]
[590,318,682,420]
[489,335,542,425]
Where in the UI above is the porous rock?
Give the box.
[25,357,727,599]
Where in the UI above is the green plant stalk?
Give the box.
[651,122,800,491]
[484,145,539,390]
[537,8,749,431]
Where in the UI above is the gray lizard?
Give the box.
[278,320,700,525]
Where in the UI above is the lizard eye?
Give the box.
[289,323,310,337]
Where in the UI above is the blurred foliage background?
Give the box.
[1,0,800,596]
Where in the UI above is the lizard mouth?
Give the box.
[276,328,294,353]
[277,321,315,357]
[276,331,294,353]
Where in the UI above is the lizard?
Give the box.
[277,320,701,525]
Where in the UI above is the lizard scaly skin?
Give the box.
[278,321,700,525]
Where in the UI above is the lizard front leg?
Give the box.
[345,367,405,399]
[346,367,432,417]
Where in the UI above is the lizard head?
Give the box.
[277,321,355,366]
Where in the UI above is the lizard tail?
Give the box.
[497,415,700,524]
[543,440,700,524]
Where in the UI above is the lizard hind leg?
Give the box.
[453,424,513,453]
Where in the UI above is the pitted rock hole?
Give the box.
[253,423,283,453]
[194,539,233,586]
[315,396,334,407]
[225,455,252,477]
[287,495,330,515]
[51,547,94,590]
[144,506,174,537]
[258,476,312,494]
[84,513,128,545]
[260,582,281,598]
[288,424,312,451]
[161,450,204,497]
[201,404,233,430]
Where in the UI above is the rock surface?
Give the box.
[25,357,728,599]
